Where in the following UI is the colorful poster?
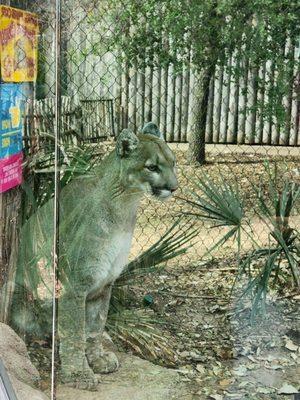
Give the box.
[0,83,29,159]
[0,6,38,82]
[0,83,31,193]
[0,151,22,192]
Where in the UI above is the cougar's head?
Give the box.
[116,122,178,200]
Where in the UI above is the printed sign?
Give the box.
[0,6,38,82]
[0,83,31,193]
[0,83,29,159]
[0,151,22,193]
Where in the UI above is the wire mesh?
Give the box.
[0,0,299,399]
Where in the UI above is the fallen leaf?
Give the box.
[196,364,205,374]
[285,339,298,352]
[209,395,223,400]
[219,378,232,387]
[278,383,299,394]
[233,365,247,377]
[257,387,273,394]
[212,365,222,376]
[238,381,252,388]
[265,363,283,370]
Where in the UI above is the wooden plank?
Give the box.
[169,69,177,142]
[256,63,266,144]
[140,67,146,127]
[160,64,169,138]
[214,64,224,143]
[124,62,130,128]
[237,55,249,144]
[114,64,122,134]
[166,64,174,141]
[245,65,258,144]
[283,40,295,145]
[136,70,144,130]
[144,66,152,124]
[227,55,238,143]
[291,45,300,146]
[262,60,271,144]
[175,71,183,142]
[148,65,154,123]
[271,62,279,144]
[232,55,240,144]
[182,59,191,142]
[128,66,137,130]
[187,71,195,142]
[153,67,162,126]
[219,59,231,143]
[268,61,276,145]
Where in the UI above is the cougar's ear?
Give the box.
[142,122,164,140]
[116,129,139,157]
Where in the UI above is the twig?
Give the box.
[172,293,218,299]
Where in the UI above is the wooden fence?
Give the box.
[35,4,300,147]
[116,58,300,146]
[34,4,300,147]
[23,97,116,149]
[23,57,300,147]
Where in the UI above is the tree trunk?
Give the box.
[188,65,215,164]
[0,188,22,323]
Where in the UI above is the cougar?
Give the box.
[12,122,178,390]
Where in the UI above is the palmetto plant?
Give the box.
[117,218,199,285]
[179,174,244,254]
[180,163,300,318]
[107,218,199,363]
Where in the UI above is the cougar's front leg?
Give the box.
[59,289,98,389]
[85,283,119,373]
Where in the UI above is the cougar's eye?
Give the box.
[146,165,160,173]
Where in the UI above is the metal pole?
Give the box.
[51,0,61,398]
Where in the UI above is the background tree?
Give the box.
[101,0,300,163]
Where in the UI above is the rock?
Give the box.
[0,323,48,400]
[10,376,49,400]
[57,351,190,400]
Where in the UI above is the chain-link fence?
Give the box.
[0,1,300,399]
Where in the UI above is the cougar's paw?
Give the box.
[61,364,99,391]
[89,351,119,374]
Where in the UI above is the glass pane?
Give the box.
[2,2,299,400]
[56,1,299,399]
[0,1,56,398]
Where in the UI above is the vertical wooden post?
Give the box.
[0,187,22,323]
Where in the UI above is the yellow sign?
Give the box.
[0,6,39,82]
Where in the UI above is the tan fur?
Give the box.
[56,126,178,389]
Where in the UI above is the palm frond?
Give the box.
[117,218,200,285]
[107,309,177,366]
[253,162,300,287]
[179,172,244,255]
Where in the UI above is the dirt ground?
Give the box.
[126,259,300,399]
[28,144,300,399]
[56,351,191,400]
[117,144,300,399]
